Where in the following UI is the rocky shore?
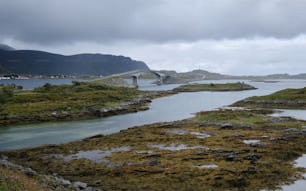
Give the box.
[2,108,306,191]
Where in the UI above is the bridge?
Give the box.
[106,70,170,87]
[130,70,171,87]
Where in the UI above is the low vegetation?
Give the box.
[2,109,306,191]
[173,82,256,92]
[0,165,45,191]
[0,81,145,126]
[233,87,306,109]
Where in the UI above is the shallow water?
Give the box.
[63,146,130,163]
[0,79,85,90]
[270,109,306,121]
[263,154,306,191]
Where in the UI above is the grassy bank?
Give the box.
[173,82,256,92]
[233,87,306,109]
[0,81,149,126]
[0,165,46,191]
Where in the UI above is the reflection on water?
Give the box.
[263,155,306,191]
[0,79,305,151]
[271,109,306,121]
[0,79,83,90]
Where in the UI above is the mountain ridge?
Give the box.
[0,45,149,76]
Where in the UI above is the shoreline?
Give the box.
[0,82,254,127]
[2,108,306,191]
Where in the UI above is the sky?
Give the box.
[1,0,306,75]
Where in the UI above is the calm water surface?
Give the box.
[0,79,305,151]
[0,79,82,90]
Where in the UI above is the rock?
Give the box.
[23,167,37,176]
[232,132,245,137]
[284,128,306,135]
[73,181,88,190]
[243,140,267,147]
[221,123,233,129]
[147,160,160,166]
[1,155,8,160]
[60,178,71,186]
[61,111,69,116]
[225,152,237,161]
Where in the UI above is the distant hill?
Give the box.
[0,45,149,76]
[152,69,306,84]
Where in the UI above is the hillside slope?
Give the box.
[0,46,149,76]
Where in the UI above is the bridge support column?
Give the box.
[132,75,139,87]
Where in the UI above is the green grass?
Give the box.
[192,109,267,127]
[233,87,306,109]
[173,82,256,92]
[0,81,143,123]
[251,87,306,101]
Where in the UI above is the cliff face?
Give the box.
[0,46,149,76]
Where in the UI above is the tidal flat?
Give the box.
[2,109,306,191]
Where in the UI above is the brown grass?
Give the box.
[0,165,47,191]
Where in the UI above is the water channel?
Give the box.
[0,79,305,151]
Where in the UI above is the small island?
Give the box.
[173,82,256,92]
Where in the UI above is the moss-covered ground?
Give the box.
[173,82,256,92]
[0,165,47,191]
[2,109,306,191]
[233,87,306,109]
[0,81,149,126]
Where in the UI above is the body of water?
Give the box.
[271,109,306,121]
[0,78,88,90]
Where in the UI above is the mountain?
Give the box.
[0,44,15,51]
[0,45,149,76]
[154,69,233,84]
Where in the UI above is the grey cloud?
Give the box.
[1,0,306,45]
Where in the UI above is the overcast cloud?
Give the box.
[1,0,306,75]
